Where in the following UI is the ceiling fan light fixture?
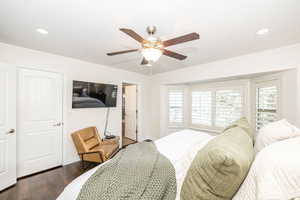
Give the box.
[36,28,48,35]
[141,47,162,62]
[107,27,200,65]
[256,28,269,36]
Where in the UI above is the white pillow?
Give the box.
[254,119,300,153]
[234,137,300,200]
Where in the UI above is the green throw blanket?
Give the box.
[77,141,177,200]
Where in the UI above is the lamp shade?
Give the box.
[141,47,162,62]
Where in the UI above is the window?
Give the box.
[255,84,278,130]
[216,90,242,127]
[191,87,244,129]
[191,91,212,126]
[168,90,184,125]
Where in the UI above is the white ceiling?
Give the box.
[0,0,300,75]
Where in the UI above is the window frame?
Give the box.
[189,81,248,132]
[252,76,281,131]
[190,89,214,128]
[167,88,185,127]
[215,87,245,128]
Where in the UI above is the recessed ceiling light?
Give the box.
[36,28,48,35]
[256,28,269,36]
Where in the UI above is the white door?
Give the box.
[18,69,63,177]
[124,85,137,141]
[0,63,17,191]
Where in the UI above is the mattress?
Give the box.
[57,129,214,200]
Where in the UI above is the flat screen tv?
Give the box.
[72,80,118,108]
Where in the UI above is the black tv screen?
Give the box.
[72,80,118,108]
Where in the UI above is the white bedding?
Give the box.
[233,137,300,200]
[57,129,214,200]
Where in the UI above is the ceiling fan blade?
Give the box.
[163,49,187,60]
[163,32,200,47]
[141,57,149,65]
[107,49,139,56]
[120,28,145,43]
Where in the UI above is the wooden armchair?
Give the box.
[71,127,119,166]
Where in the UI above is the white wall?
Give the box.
[151,43,300,137]
[1,41,300,164]
[0,42,154,165]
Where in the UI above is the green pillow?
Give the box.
[223,117,254,141]
[181,121,254,200]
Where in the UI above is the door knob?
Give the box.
[6,129,15,135]
[53,122,62,127]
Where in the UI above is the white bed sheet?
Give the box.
[57,129,214,200]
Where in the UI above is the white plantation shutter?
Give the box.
[168,90,184,124]
[190,85,245,130]
[215,89,243,127]
[256,85,278,130]
[191,91,212,126]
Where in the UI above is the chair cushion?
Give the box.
[181,119,254,200]
[93,143,119,159]
[85,138,100,150]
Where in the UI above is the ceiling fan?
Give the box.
[107,26,200,66]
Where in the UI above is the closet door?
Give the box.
[0,63,16,191]
[18,68,63,177]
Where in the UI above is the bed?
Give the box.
[57,129,215,200]
[72,96,105,108]
[58,126,300,200]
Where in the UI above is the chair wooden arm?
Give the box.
[78,150,102,155]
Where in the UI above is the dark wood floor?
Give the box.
[0,162,97,200]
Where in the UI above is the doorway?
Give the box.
[122,83,138,147]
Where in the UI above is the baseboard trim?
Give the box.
[17,165,62,180]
